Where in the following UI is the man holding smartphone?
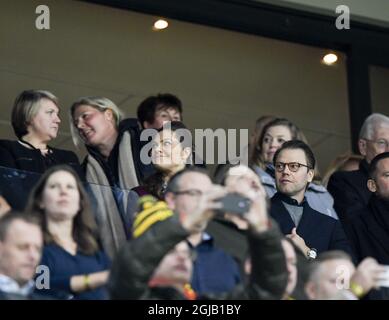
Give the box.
[163,167,242,295]
[109,166,288,300]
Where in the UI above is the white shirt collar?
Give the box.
[0,274,35,296]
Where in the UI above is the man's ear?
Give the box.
[307,168,314,183]
[304,282,317,300]
[181,147,192,163]
[367,179,377,192]
[164,192,176,210]
[104,108,114,122]
[358,139,367,157]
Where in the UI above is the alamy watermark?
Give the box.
[35,265,50,289]
[140,124,249,167]
[35,4,349,31]
[335,5,350,30]
[35,5,50,30]
[335,264,352,290]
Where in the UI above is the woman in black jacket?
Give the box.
[0,90,82,210]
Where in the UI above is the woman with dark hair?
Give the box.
[250,118,338,219]
[127,121,192,227]
[139,121,192,199]
[26,165,110,300]
[0,90,83,210]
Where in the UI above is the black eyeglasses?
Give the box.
[173,189,203,197]
[274,162,311,172]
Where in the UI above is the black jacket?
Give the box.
[346,195,389,264]
[205,217,248,267]
[327,160,371,223]
[346,195,389,300]
[0,139,82,175]
[0,139,83,210]
[109,215,288,300]
[270,193,352,255]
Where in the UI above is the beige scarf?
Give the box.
[86,131,139,258]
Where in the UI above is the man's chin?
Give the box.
[16,275,33,286]
[279,188,293,196]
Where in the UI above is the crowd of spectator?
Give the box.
[0,89,388,300]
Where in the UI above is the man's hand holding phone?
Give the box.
[222,165,270,233]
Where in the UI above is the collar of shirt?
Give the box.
[187,233,214,249]
[0,274,35,296]
[274,192,307,207]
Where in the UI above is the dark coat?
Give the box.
[327,160,371,223]
[0,139,82,175]
[0,139,83,210]
[205,217,248,267]
[345,195,389,264]
[109,215,288,300]
[270,192,352,255]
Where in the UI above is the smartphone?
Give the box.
[216,193,252,216]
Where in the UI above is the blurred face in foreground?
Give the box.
[305,259,355,300]
[0,220,43,286]
[282,239,297,298]
[150,241,193,290]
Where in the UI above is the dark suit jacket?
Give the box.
[327,160,371,223]
[0,139,82,175]
[270,193,352,255]
[345,195,389,265]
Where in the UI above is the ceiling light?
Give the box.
[322,53,338,65]
[153,19,169,30]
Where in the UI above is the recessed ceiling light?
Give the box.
[322,53,338,65]
[153,19,169,30]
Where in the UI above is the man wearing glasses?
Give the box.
[163,167,242,295]
[328,113,389,223]
[270,140,351,258]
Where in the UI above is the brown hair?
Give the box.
[25,165,100,255]
[250,118,301,169]
[0,211,41,241]
[250,117,324,183]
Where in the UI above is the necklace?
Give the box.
[18,139,50,153]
